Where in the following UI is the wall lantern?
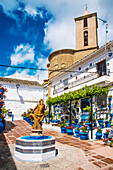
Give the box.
[16,84,20,90]
[70,74,72,77]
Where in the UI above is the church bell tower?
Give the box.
[75,9,98,52]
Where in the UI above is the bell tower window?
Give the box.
[84,18,87,27]
[84,31,88,46]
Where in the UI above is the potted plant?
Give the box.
[96,128,102,140]
[100,123,104,128]
[60,122,66,133]
[71,120,75,128]
[103,138,108,145]
[1,107,10,130]
[21,112,27,120]
[74,127,80,138]
[0,114,3,132]
[105,120,111,127]
[108,95,112,101]
[109,140,113,147]
[66,126,73,135]
[79,124,89,140]
[98,117,104,125]
[103,129,110,138]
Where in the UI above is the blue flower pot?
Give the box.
[0,118,3,133]
[105,121,111,127]
[98,120,103,125]
[74,129,80,138]
[72,123,75,128]
[67,129,73,135]
[100,124,104,128]
[3,122,6,130]
[55,120,59,124]
[75,129,79,133]
[23,116,26,120]
[26,117,29,122]
[30,121,33,126]
[103,133,108,139]
[79,132,89,140]
[61,127,66,133]
[0,89,4,95]
[96,132,102,140]
[108,97,112,101]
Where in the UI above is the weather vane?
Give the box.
[85,2,88,10]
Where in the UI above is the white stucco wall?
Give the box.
[50,45,113,114]
[51,49,113,98]
[1,82,44,120]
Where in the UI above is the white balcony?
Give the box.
[53,73,110,95]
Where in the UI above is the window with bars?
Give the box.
[97,60,106,77]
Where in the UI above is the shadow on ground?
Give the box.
[0,121,17,170]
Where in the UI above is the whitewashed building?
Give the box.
[47,10,113,117]
[0,74,44,120]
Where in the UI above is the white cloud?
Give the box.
[10,44,35,65]
[1,0,113,49]
[6,69,48,84]
[1,0,113,82]
[44,20,75,51]
[25,6,37,17]
[37,57,48,69]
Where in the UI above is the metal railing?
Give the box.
[53,73,97,94]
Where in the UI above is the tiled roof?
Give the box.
[0,77,42,87]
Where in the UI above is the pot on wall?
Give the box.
[96,132,102,140]
[79,132,89,140]
[66,129,73,135]
[0,118,3,133]
[61,127,66,133]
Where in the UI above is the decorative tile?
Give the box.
[43,147,55,153]
[15,146,55,154]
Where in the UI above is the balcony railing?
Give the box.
[53,73,108,95]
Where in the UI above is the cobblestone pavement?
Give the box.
[0,120,113,170]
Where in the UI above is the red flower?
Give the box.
[0,87,4,90]
[67,126,73,130]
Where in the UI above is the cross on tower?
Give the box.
[85,3,88,10]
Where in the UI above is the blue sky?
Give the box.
[0,0,113,84]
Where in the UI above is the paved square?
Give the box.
[0,120,113,170]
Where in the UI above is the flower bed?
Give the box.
[21,108,33,125]
[0,86,8,133]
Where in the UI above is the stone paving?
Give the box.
[0,120,113,170]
